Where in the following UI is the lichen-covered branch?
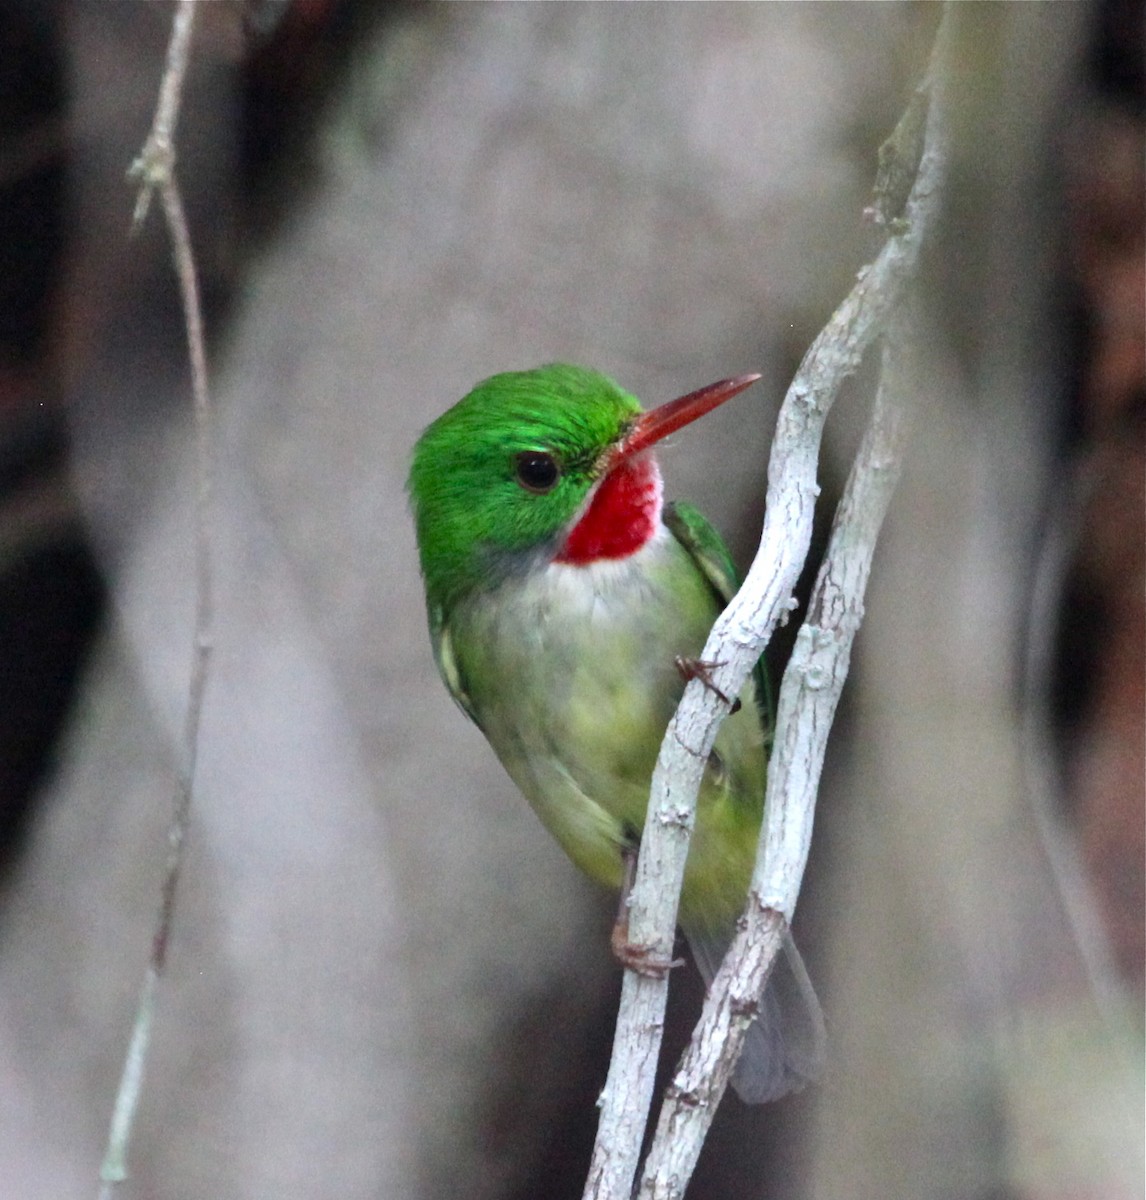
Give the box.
[584,10,952,1199]
[636,312,919,1197]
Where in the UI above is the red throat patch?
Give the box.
[556,457,663,565]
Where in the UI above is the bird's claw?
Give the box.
[611,842,684,978]
[610,922,685,979]
[674,655,741,713]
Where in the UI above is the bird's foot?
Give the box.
[611,842,684,978]
[610,921,684,979]
[674,655,741,714]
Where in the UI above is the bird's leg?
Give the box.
[674,655,741,714]
[610,842,684,979]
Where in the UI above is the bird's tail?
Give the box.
[684,924,826,1104]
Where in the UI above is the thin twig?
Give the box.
[583,10,952,1198]
[98,3,213,1195]
[129,1,195,231]
[1020,461,1127,1020]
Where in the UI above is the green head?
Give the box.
[408,363,759,615]
[408,364,637,614]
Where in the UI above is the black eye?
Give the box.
[514,450,560,493]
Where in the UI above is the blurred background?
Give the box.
[0,2,1141,1198]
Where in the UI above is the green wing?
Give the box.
[662,501,774,736]
[662,501,740,604]
[428,603,483,729]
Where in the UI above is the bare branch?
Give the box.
[98,3,214,1195]
[637,310,920,1196]
[584,10,953,1198]
[127,1,195,231]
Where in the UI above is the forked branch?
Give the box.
[584,9,953,1199]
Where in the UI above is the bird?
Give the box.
[408,363,824,1102]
